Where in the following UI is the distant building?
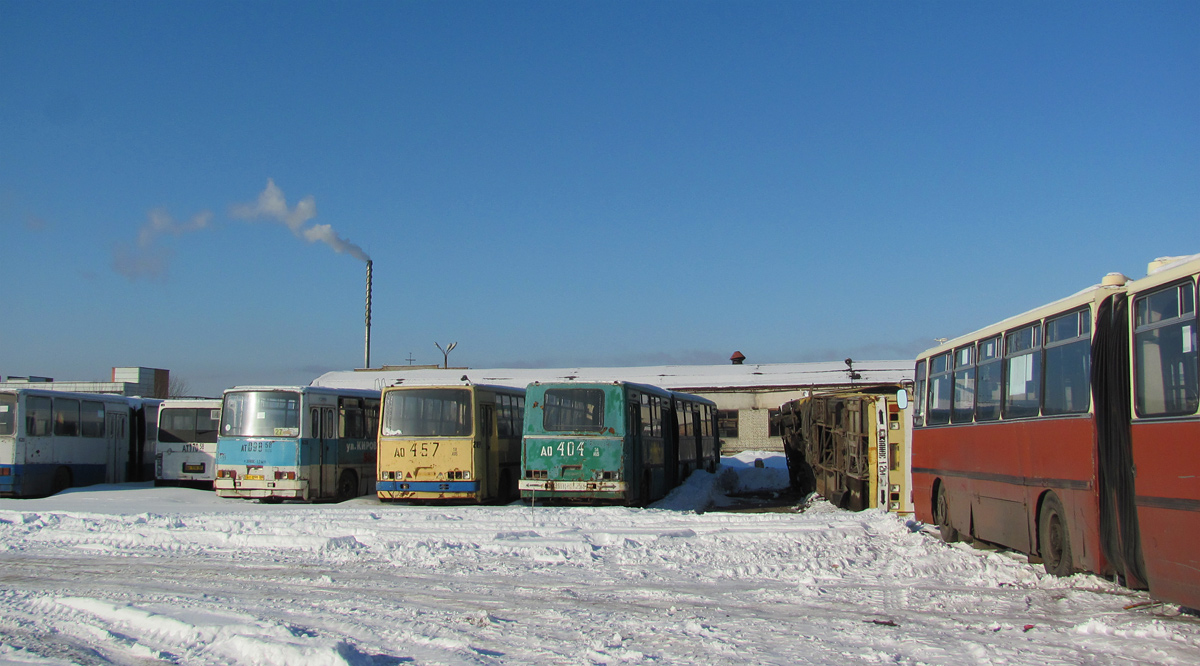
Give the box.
[311,359,912,453]
[0,367,170,398]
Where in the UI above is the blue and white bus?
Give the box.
[155,398,221,488]
[0,388,160,497]
[214,386,380,502]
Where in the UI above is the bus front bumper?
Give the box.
[214,478,308,500]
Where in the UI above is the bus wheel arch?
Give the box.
[933,479,959,543]
[1038,491,1074,577]
[50,467,72,495]
[336,469,359,502]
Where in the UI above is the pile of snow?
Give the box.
[0,454,1196,665]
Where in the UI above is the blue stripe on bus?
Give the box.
[217,438,300,467]
[0,463,110,495]
[217,438,377,468]
[377,481,479,492]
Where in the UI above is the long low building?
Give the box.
[311,359,912,453]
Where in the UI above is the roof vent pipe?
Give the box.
[1101,272,1129,287]
[1147,256,1186,275]
[730,351,746,365]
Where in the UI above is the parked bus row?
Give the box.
[204,380,717,507]
[911,253,1199,611]
[0,388,160,497]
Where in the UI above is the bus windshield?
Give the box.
[0,393,15,436]
[381,388,472,437]
[221,391,301,438]
[543,388,605,431]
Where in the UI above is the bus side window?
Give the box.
[951,345,975,424]
[1004,323,1042,419]
[975,336,1002,421]
[81,401,105,438]
[1135,280,1199,417]
[53,398,80,437]
[1044,309,1092,415]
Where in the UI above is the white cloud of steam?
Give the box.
[113,208,212,281]
[232,179,370,262]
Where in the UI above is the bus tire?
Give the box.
[51,467,72,495]
[935,482,959,543]
[1039,493,1074,577]
[336,470,359,502]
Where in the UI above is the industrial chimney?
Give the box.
[364,260,373,369]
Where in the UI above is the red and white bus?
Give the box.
[913,254,1198,611]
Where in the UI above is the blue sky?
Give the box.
[2,1,1197,398]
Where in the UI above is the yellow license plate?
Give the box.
[243,474,264,480]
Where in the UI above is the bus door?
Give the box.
[480,403,495,498]
[627,398,644,501]
[105,410,129,484]
[319,405,337,497]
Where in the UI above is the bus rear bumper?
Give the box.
[377,480,480,500]
[519,480,627,499]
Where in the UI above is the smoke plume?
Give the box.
[232,179,370,262]
[113,208,212,281]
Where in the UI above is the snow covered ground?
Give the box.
[0,453,1196,666]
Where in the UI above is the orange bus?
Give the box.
[913,254,1198,611]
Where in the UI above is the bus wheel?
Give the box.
[1039,493,1074,577]
[51,467,72,495]
[935,483,959,543]
[336,470,359,502]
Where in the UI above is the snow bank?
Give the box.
[0,454,1196,665]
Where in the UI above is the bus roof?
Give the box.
[223,385,380,397]
[312,360,913,394]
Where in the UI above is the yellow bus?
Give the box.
[775,384,913,514]
[376,383,524,503]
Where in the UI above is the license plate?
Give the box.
[182,463,206,473]
[243,474,264,480]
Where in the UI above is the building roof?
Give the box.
[311,360,913,393]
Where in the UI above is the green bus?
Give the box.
[520,381,718,505]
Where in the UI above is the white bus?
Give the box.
[155,398,221,488]
[0,388,159,497]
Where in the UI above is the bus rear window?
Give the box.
[221,391,301,438]
[0,394,15,436]
[160,408,217,443]
[381,389,471,437]
[543,389,605,432]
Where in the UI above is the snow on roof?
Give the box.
[311,360,913,393]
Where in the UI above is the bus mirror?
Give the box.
[896,390,909,410]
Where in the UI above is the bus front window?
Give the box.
[381,389,472,437]
[221,391,301,437]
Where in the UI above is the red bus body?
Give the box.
[913,255,1199,611]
